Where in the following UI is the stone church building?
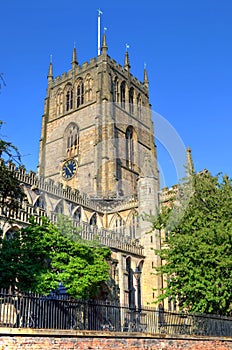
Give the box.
[1,33,184,310]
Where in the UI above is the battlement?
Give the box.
[50,54,146,94]
[52,57,98,86]
[109,57,146,92]
[160,184,179,204]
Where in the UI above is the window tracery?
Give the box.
[77,80,84,108]
[65,123,79,158]
[56,89,63,115]
[128,212,138,239]
[129,87,134,114]
[111,214,124,235]
[85,75,92,102]
[55,201,63,214]
[65,85,73,112]
[126,126,134,169]
[114,77,119,103]
[137,94,142,119]
[120,81,126,108]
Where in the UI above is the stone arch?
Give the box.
[4,225,20,240]
[23,186,34,205]
[137,259,144,272]
[109,213,125,235]
[72,206,81,224]
[34,192,46,211]
[89,212,97,226]
[54,199,64,214]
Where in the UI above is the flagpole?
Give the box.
[97,9,103,56]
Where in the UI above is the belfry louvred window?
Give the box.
[120,81,126,108]
[66,87,73,111]
[77,80,84,108]
[129,87,134,114]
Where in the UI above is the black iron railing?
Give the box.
[0,289,231,337]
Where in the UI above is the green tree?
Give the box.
[153,171,232,315]
[56,213,102,247]
[0,121,25,220]
[0,217,111,298]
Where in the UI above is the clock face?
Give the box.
[62,159,77,180]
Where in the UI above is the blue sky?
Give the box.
[1,0,232,188]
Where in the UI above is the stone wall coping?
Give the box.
[0,328,232,342]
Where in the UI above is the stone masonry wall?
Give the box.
[0,329,231,350]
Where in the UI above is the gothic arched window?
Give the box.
[5,228,18,241]
[73,207,81,224]
[114,77,119,103]
[120,81,126,108]
[66,123,79,158]
[77,80,84,108]
[55,201,63,214]
[137,94,142,119]
[85,75,92,102]
[90,213,97,226]
[35,194,46,210]
[129,87,134,114]
[65,85,73,112]
[126,126,134,169]
[128,213,138,239]
[56,89,63,115]
[112,215,124,235]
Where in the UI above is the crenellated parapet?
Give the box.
[109,57,147,94]
[159,184,179,206]
[51,57,98,88]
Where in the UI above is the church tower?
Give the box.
[38,32,161,306]
[38,34,159,201]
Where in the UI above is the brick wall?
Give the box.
[0,329,231,350]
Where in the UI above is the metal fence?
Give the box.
[0,289,231,337]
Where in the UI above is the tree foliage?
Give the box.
[153,171,232,315]
[0,121,25,219]
[0,217,111,299]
